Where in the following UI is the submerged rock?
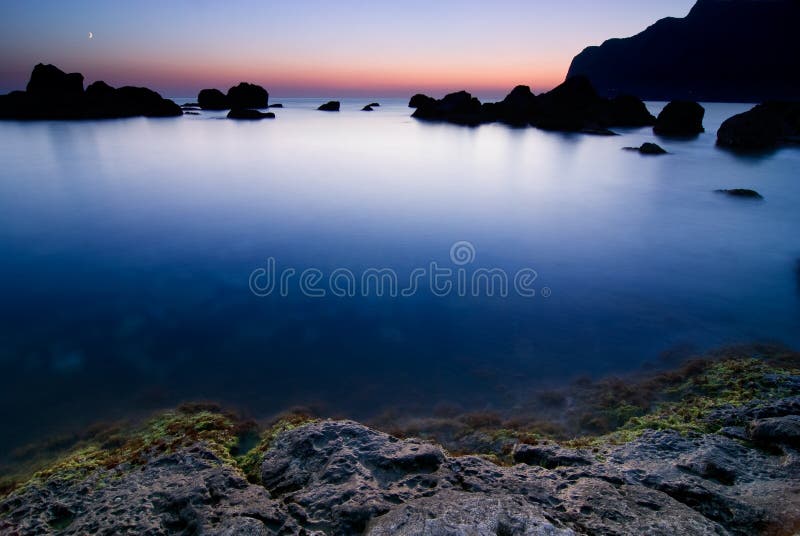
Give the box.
[318,101,340,111]
[715,189,763,199]
[654,101,705,136]
[226,109,275,120]
[624,142,668,155]
[717,101,800,151]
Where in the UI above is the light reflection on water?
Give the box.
[0,99,798,454]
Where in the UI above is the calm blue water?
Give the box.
[1,99,798,454]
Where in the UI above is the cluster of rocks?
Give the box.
[409,76,707,138]
[717,101,800,151]
[0,64,182,119]
[3,397,800,535]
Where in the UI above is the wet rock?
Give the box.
[654,101,705,136]
[226,109,275,120]
[512,444,594,469]
[717,101,800,151]
[625,142,667,155]
[0,444,296,535]
[261,420,445,534]
[366,491,575,536]
[198,88,229,110]
[318,101,340,112]
[749,415,800,447]
[227,82,269,109]
[714,189,763,199]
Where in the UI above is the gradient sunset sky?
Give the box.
[0,0,695,97]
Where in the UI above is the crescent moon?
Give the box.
[88,32,93,39]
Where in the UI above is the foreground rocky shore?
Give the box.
[1,345,799,535]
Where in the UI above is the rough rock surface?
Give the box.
[4,400,800,535]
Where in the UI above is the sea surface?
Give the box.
[1,99,798,457]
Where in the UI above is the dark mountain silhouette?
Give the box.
[567,0,800,101]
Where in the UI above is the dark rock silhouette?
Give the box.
[567,0,800,101]
[368,102,380,107]
[181,102,199,108]
[408,77,654,132]
[226,109,275,120]
[197,88,229,110]
[412,90,484,126]
[715,189,763,199]
[26,63,83,99]
[318,101,340,111]
[268,103,283,108]
[654,101,705,136]
[408,93,436,108]
[362,105,374,111]
[0,64,182,119]
[227,82,268,109]
[717,102,800,151]
[625,142,668,155]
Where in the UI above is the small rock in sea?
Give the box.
[362,105,374,111]
[198,88,229,110]
[318,101,340,111]
[624,142,667,155]
[368,102,380,107]
[227,82,269,109]
[654,101,705,136]
[268,103,283,108]
[714,189,763,199]
[184,111,200,115]
[181,102,199,108]
[226,109,275,120]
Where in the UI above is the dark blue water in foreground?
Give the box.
[1,99,798,453]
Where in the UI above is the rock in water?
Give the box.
[198,88,230,110]
[268,103,284,108]
[624,142,668,155]
[25,63,84,98]
[567,0,800,101]
[318,101,340,111]
[368,102,380,107]
[715,189,763,199]
[654,101,705,136]
[0,64,182,119]
[227,109,275,120]
[717,101,800,151]
[227,82,269,109]
[362,105,374,111]
[412,90,484,125]
[408,93,436,108]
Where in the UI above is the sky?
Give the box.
[0,0,696,98]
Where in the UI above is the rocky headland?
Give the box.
[566,0,800,102]
[2,345,800,535]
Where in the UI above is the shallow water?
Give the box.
[0,99,798,455]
